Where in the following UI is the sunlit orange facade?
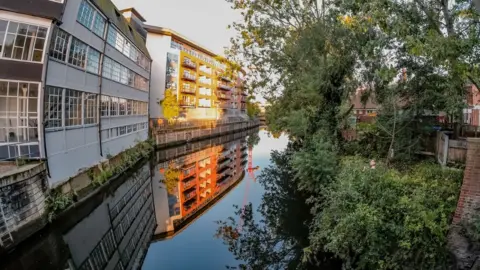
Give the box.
[145,26,248,121]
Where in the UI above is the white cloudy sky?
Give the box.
[112,0,241,56]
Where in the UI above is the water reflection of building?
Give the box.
[64,164,155,270]
[152,133,250,239]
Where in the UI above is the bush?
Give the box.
[315,157,462,269]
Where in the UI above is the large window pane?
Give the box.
[68,38,87,68]
[65,89,82,126]
[0,20,8,55]
[103,57,113,79]
[77,0,94,29]
[45,86,63,128]
[86,48,100,73]
[50,27,69,62]
[92,13,105,37]
[84,93,97,124]
[100,95,110,117]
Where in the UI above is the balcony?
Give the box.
[217,83,232,91]
[220,76,232,82]
[183,72,196,82]
[180,100,196,107]
[181,86,196,94]
[216,92,230,100]
[183,189,197,202]
[218,102,230,109]
[183,58,197,69]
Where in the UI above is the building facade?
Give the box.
[44,1,151,185]
[144,26,247,123]
[0,0,65,162]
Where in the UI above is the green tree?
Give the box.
[163,166,180,194]
[161,88,179,121]
[216,146,342,269]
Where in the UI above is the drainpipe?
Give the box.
[41,20,61,178]
[97,20,110,157]
[147,59,152,141]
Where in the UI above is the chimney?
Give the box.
[120,7,148,41]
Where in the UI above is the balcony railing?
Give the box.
[220,76,232,82]
[181,86,196,94]
[180,100,196,107]
[183,72,196,81]
[218,102,230,109]
[184,190,197,201]
[216,92,230,100]
[217,83,232,91]
[183,59,197,69]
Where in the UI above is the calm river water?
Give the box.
[1,128,288,270]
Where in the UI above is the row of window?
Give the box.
[77,0,150,72]
[107,25,150,71]
[77,0,106,38]
[103,57,149,91]
[50,27,101,74]
[109,168,150,220]
[44,86,98,129]
[50,28,149,92]
[100,95,148,117]
[120,207,155,266]
[101,122,148,141]
[77,229,117,270]
[0,19,48,63]
[113,183,152,245]
[171,40,226,70]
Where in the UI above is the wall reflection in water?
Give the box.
[0,129,255,270]
[152,130,251,240]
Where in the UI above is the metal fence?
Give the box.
[0,166,47,248]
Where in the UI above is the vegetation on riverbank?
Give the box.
[215,0,479,268]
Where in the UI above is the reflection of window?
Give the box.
[86,47,100,73]
[84,93,97,124]
[0,20,47,62]
[1,81,40,143]
[110,96,118,116]
[44,86,63,129]
[119,98,127,115]
[65,89,82,126]
[101,95,110,117]
[68,38,87,68]
[50,27,69,61]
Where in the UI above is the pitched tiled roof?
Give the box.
[91,0,150,59]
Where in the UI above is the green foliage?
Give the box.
[246,101,260,119]
[315,157,463,269]
[246,132,260,148]
[163,166,180,195]
[161,88,179,121]
[90,140,154,186]
[45,189,74,223]
[216,146,341,269]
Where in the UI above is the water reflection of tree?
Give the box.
[215,144,341,269]
[246,132,260,148]
[163,165,180,195]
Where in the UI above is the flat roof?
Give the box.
[120,7,147,22]
[144,25,220,58]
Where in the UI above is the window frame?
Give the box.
[76,0,107,38]
[0,19,48,63]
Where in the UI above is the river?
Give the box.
[1,128,288,270]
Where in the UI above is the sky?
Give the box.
[112,0,241,56]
